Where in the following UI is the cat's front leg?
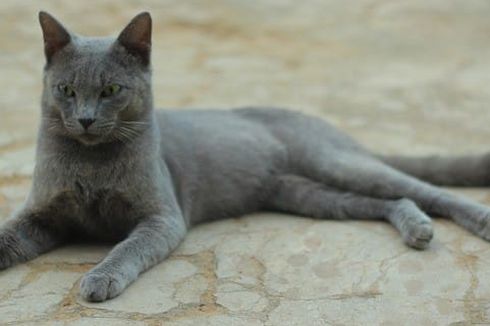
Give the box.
[80,214,187,302]
[0,208,63,269]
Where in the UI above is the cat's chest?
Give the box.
[48,166,133,209]
[32,147,168,239]
[33,158,145,238]
[49,182,139,240]
[36,151,142,201]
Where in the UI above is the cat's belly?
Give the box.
[186,164,278,223]
[174,144,286,223]
[159,109,288,223]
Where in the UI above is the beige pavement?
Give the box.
[1,1,490,325]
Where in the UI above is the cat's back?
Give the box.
[156,108,285,154]
[158,108,270,137]
[156,106,364,164]
[234,106,364,151]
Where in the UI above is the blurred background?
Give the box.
[1,0,490,211]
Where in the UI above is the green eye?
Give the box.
[101,84,121,98]
[58,84,75,97]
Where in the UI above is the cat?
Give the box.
[0,11,489,302]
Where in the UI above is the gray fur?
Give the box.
[1,11,490,302]
[379,153,490,186]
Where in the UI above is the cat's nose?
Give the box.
[78,118,96,129]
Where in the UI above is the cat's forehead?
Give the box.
[72,35,115,53]
[48,36,132,83]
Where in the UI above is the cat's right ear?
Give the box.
[38,11,71,63]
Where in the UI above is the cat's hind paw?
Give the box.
[403,222,434,250]
[80,271,126,302]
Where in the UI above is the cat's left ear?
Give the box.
[117,12,152,66]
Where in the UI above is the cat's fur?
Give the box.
[1,11,490,302]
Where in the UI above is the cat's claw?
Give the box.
[80,271,125,302]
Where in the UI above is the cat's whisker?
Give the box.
[97,121,116,128]
[120,129,136,140]
[120,125,139,134]
[96,124,116,134]
[113,128,133,143]
[118,121,149,135]
[119,120,149,126]
[115,124,144,141]
[111,132,126,144]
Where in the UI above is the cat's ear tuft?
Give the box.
[38,11,71,63]
[117,12,152,66]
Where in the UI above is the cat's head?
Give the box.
[39,12,153,146]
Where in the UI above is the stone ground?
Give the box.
[1,0,490,325]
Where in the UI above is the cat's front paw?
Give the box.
[0,233,23,270]
[0,250,15,270]
[80,271,126,302]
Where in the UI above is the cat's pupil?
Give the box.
[59,84,75,97]
[101,84,120,98]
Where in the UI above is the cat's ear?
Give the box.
[117,12,152,66]
[38,11,71,63]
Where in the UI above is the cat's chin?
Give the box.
[75,133,107,146]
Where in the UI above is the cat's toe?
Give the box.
[0,245,20,270]
[0,251,14,270]
[0,256,13,270]
[80,272,125,302]
[403,222,434,250]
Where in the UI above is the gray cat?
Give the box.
[1,11,489,302]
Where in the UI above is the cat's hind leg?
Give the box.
[300,151,490,241]
[266,174,433,249]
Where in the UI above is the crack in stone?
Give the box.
[43,251,229,324]
[8,261,93,299]
[444,235,488,325]
[460,253,486,324]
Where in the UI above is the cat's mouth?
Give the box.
[74,126,116,145]
[80,132,100,140]
[63,121,116,145]
[76,132,106,145]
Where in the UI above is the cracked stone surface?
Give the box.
[1,0,490,325]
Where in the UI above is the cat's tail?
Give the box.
[377,153,490,187]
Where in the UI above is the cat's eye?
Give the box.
[58,84,75,98]
[100,84,121,98]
